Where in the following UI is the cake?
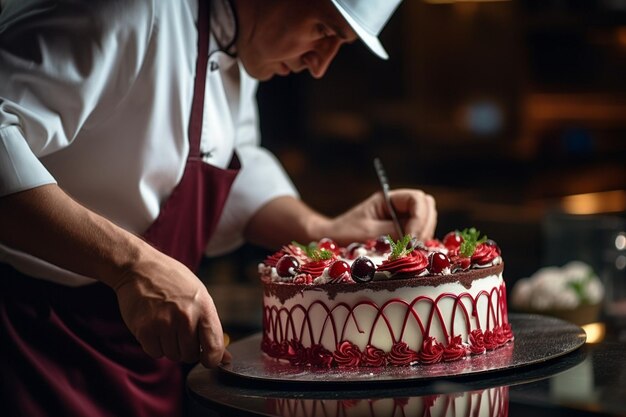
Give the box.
[259,228,513,368]
[266,386,509,417]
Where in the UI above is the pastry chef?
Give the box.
[0,0,436,415]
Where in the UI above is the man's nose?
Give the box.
[303,38,342,79]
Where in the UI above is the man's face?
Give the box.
[234,0,358,81]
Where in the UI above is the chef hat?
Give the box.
[330,0,403,60]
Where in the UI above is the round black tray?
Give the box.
[217,313,586,385]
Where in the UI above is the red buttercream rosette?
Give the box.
[261,336,272,354]
[293,274,313,284]
[443,335,467,361]
[448,249,471,271]
[378,251,428,277]
[309,344,334,368]
[482,329,499,350]
[424,239,444,250]
[361,345,387,367]
[494,325,508,345]
[263,251,284,268]
[411,248,430,259]
[471,243,500,266]
[388,341,419,365]
[502,323,514,341]
[469,329,486,355]
[287,340,309,366]
[333,341,362,367]
[263,244,308,267]
[364,239,377,250]
[417,337,444,364]
[265,340,290,359]
[301,259,333,277]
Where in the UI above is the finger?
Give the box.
[138,331,164,359]
[422,194,437,240]
[391,189,427,238]
[221,349,233,365]
[404,206,432,240]
[199,328,225,368]
[178,321,201,364]
[388,189,426,215]
[198,313,225,368]
[413,192,434,240]
[160,329,182,362]
[359,219,402,240]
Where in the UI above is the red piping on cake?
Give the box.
[262,283,513,367]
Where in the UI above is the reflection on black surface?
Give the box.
[265,386,509,417]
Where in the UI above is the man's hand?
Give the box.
[0,184,230,368]
[244,190,437,250]
[114,251,231,368]
[325,188,437,244]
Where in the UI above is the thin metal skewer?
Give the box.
[373,158,404,239]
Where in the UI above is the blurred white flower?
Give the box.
[511,261,604,311]
[552,287,579,309]
[531,266,562,283]
[562,261,594,282]
[530,291,555,310]
[511,278,532,308]
[586,279,605,304]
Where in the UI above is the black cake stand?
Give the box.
[186,314,589,416]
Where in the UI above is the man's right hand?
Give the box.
[114,250,231,367]
[0,184,230,368]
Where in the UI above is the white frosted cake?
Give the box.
[259,229,513,367]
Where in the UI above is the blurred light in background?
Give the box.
[616,232,626,250]
[615,230,626,271]
[561,190,626,215]
[581,322,606,344]
[462,99,504,136]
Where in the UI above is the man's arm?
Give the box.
[244,190,437,249]
[0,184,229,367]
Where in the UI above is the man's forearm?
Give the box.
[243,189,437,249]
[243,196,331,249]
[0,183,149,288]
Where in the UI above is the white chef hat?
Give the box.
[330,0,403,60]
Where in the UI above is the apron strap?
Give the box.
[188,0,210,157]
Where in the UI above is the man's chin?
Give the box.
[243,66,275,82]
[257,73,276,82]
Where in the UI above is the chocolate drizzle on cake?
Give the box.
[264,263,504,303]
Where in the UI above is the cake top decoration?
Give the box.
[258,228,502,285]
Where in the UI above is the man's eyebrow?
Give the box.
[331,23,349,40]
[325,16,353,40]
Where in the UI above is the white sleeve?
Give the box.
[205,69,299,256]
[0,0,152,196]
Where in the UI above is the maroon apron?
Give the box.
[0,0,240,415]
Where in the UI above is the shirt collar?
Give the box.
[209,0,237,56]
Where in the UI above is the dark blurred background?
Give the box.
[200,0,626,337]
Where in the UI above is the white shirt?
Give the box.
[0,0,298,286]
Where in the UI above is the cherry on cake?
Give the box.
[259,228,513,368]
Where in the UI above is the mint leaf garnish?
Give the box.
[291,241,333,261]
[459,228,487,258]
[388,234,414,260]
